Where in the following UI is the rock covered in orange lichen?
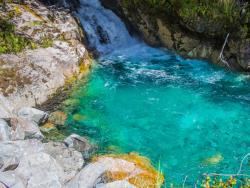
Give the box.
[93,153,164,188]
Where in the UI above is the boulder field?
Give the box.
[0,107,164,188]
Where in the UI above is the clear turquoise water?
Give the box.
[63,44,250,186]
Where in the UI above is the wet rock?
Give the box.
[72,114,87,121]
[0,171,25,188]
[96,180,136,188]
[64,134,94,158]
[41,128,67,142]
[48,111,67,126]
[15,152,64,188]
[0,119,11,141]
[43,142,84,182]
[10,117,44,140]
[202,153,224,166]
[17,107,48,125]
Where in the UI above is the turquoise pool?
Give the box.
[63,43,250,186]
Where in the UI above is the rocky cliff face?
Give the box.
[102,0,250,72]
[0,0,90,117]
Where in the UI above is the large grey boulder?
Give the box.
[0,139,43,172]
[16,107,48,124]
[15,152,64,188]
[0,171,25,188]
[0,119,11,141]
[9,117,44,140]
[64,134,94,159]
[0,139,87,187]
[43,142,84,183]
[66,157,141,188]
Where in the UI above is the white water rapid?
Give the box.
[76,0,136,54]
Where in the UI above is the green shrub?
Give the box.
[200,176,250,188]
[122,0,243,35]
[0,18,34,54]
[40,36,53,48]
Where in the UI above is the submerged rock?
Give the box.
[64,134,94,159]
[72,114,87,122]
[48,111,67,126]
[0,119,11,141]
[202,153,224,166]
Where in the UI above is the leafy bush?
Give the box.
[0,18,34,54]
[122,0,243,36]
[200,176,250,188]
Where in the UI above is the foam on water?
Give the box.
[76,0,136,54]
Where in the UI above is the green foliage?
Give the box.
[200,176,250,188]
[122,0,171,13]
[0,18,33,54]
[40,37,53,48]
[122,0,244,36]
[173,0,240,26]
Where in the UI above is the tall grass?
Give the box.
[219,0,237,17]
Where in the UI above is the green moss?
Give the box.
[200,176,250,188]
[122,0,245,37]
[0,18,34,54]
[40,37,53,48]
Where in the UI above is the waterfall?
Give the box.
[76,0,136,54]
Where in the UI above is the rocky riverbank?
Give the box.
[0,107,163,187]
[101,0,250,72]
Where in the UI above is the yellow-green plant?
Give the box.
[0,18,33,54]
